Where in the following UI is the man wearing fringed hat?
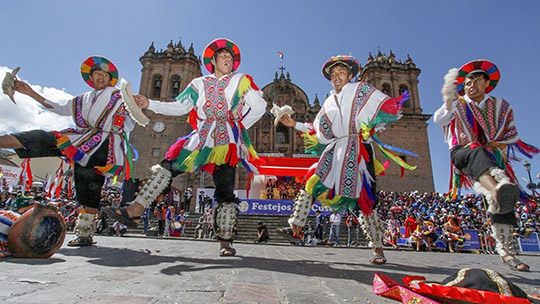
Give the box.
[0,56,137,247]
[104,38,266,257]
[276,55,416,265]
[434,59,539,271]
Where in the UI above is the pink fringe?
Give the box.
[380,92,408,115]
[165,138,187,161]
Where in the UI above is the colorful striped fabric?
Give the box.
[455,59,500,96]
[321,55,360,80]
[80,56,119,88]
[202,38,241,73]
[0,210,20,258]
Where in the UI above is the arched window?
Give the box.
[170,75,181,98]
[382,83,392,97]
[276,125,289,144]
[399,85,411,107]
[152,75,162,98]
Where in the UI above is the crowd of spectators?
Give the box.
[263,178,303,200]
[376,191,540,253]
[1,186,79,227]
[299,190,539,253]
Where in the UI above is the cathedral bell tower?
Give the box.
[359,51,434,192]
[130,40,203,190]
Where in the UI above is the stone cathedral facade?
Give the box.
[129,41,434,194]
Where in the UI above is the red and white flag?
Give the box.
[19,158,33,194]
[48,161,64,199]
[278,50,284,63]
[64,170,73,198]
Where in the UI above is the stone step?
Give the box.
[102,213,367,245]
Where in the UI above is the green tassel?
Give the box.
[172,149,192,171]
[370,111,398,127]
[242,129,253,147]
[175,86,199,106]
[193,147,212,168]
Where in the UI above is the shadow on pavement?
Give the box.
[57,245,540,288]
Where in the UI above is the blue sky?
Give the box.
[1,1,539,194]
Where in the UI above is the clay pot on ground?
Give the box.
[8,203,66,258]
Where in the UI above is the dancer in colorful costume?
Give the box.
[104,38,266,256]
[276,55,416,264]
[0,56,136,246]
[434,59,538,271]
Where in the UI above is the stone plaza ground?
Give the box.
[1,234,539,303]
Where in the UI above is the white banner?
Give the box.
[0,164,22,190]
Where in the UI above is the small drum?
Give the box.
[169,221,183,237]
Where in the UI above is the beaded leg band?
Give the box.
[359,210,384,249]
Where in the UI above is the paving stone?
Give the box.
[0,234,538,303]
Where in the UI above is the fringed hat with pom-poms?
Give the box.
[322,55,360,80]
[455,59,500,96]
[80,56,118,88]
[203,38,241,73]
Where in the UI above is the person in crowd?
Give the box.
[443,215,466,253]
[112,220,127,237]
[154,203,166,236]
[183,187,192,213]
[409,215,425,251]
[175,209,186,224]
[165,205,174,237]
[328,210,341,247]
[198,191,206,213]
[384,212,401,249]
[346,209,359,247]
[255,221,270,243]
[142,208,150,235]
[404,213,418,241]
[303,220,315,245]
[194,213,208,239]
[422,219,438,252]
[3,192,16,209]
[314,210,324,241]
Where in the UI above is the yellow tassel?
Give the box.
[95,164,114,174]
[207,145,229,165]
[324,194,341,206]
[248,146,258,158]
[112,176,118,185]
[305,175,319,194]
[302,132,319,150]
[238,76,251,97]
[182,150,200,171]
[305,175,343,205]
[360,123,372,140]
[374,159,386,176]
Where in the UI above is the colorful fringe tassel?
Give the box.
[53,132,85,164]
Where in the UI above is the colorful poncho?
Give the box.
[46,86,136,178]
[147,73,266,174]
[434,95,539,199]
[299,82,417,215]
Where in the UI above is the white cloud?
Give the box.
[0,66,75,135]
